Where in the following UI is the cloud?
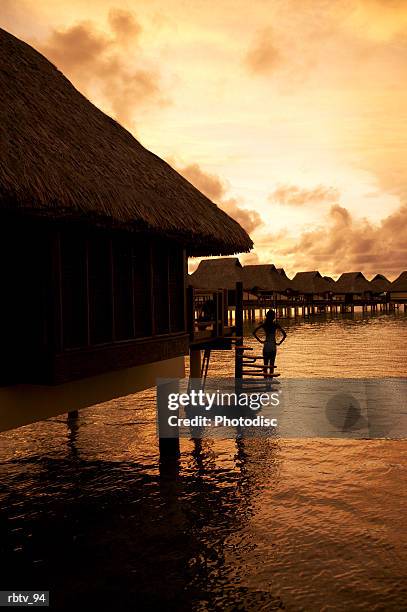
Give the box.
[282,203,407,277]
[177,162,224,201]
[269,184,340,206]
[240,252,260,266]
[108,8,142,46]
[36,10,166,126]
[177,163,263,234]
[220,198,263,235]
[245,27,281,75]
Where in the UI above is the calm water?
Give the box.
[1,311,406,610]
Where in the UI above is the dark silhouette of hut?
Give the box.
[241,264,292,300]
[0,29,251,428]
[291,271,333,301]
[390,271,407,303]
[277,268,295,296]
[370,274,391,296]
[334,272,372,303]
[323,275,335,284]
[189,257,244,304]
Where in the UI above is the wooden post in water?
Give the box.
[235,281,243,379]
[190,348,202,378]
[158,378,180,459]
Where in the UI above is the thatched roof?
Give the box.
[0,28,252,257]
[189,257,243,290]
[242,264,291,293]
[277,267,291,280]
[370,274,391,292]
[390,271,407,292]
[335,272,371,293]
[324,275,335,284]
[291,271,333,294]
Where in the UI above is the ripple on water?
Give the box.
[0,312,406,610]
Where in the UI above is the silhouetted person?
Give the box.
[253,309,287,376]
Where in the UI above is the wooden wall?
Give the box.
[0,218,188,385]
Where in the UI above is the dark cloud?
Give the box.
[37,10,166,126]
[285,203,407,278]
[177,163,263,235]
[245,27,281,75]
[269,184,340,206]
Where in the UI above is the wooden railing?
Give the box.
[187,287,229,342]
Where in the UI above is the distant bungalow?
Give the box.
[370,274,391,293]
[291,271,333,301]
[0,29,251,430]
[188,257,244,306]
[390,271,407,303]
[370,274,391,295]
[334,272,372,302]
[189,257,243,291]
[189,260,293,304]
[241,264,292,300]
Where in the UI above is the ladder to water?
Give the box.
[235,344,280,387]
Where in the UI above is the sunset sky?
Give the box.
[2,0,407,278]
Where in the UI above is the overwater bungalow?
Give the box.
[189,257,244,303]
[390,271,407,304]
[291,271,333,301]
[370,274,391,295]
[242,264,292,301]
[334,272,372,303]
[0,29,251,430]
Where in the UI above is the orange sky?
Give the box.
[2,0,407,278]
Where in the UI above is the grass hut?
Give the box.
[390,271,407,303]
[370,274,391,297]
[334,272,372,303]
[0,29,251,428]
[242,264,291,300]
[291,271,333,301]
[189,258,243,290]
[189,257,244,304]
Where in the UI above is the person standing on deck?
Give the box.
[253,310,287,376]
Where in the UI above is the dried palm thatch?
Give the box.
[291,271,333,294]
[390,271,407,292]
[370,274,391,293]
[189,257,243,290]
[276,267,290,279]
[335,272,371,294]
[242,264,291,293]
[0,28,252,257]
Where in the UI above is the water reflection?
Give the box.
[0,312,406,610]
